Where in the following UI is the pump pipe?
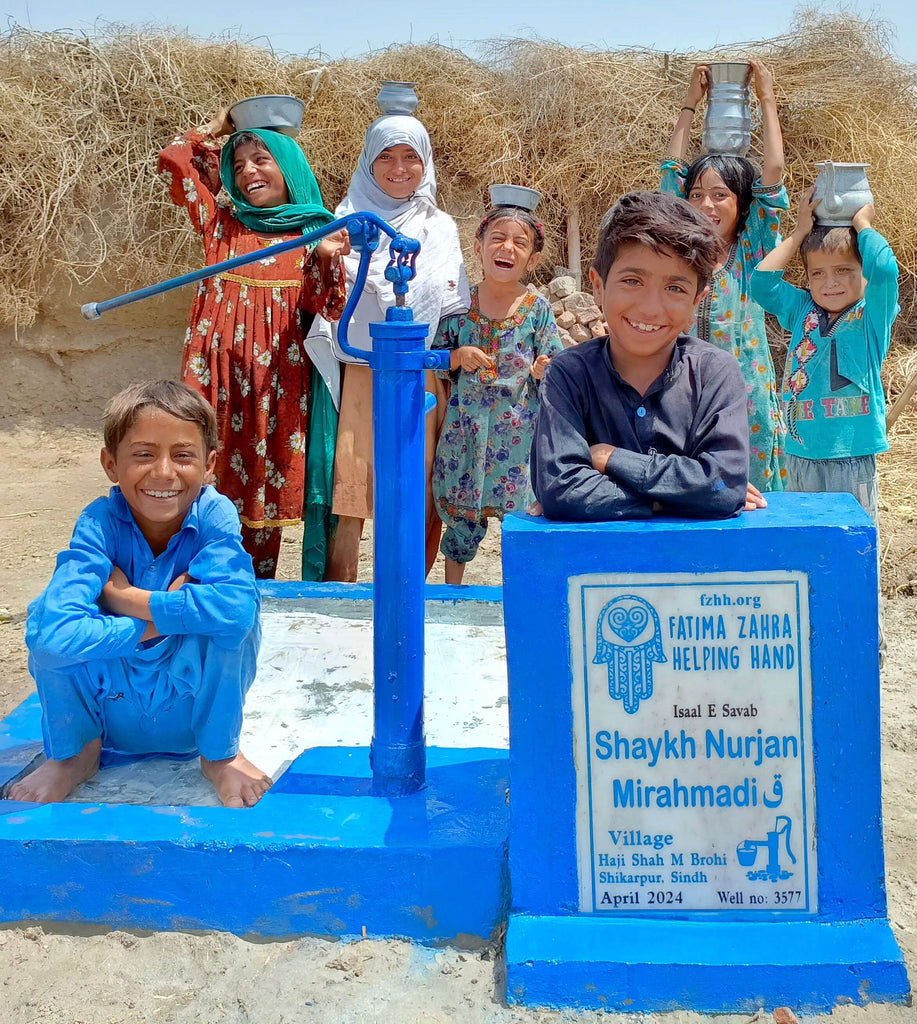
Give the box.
[81,212,403,321]
[334,224,449,796]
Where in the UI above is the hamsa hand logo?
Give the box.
[593,595,666,714]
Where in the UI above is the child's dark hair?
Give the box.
[103,380,218,455]
[593,191,725,292]
[230,130,269,154]
[800,226,862,269]
[683,154,759,237]
[476,206,545,253]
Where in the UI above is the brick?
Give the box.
[564,290,595,315]
[577,304,603,325]
[548,275,576,299]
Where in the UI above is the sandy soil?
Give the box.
[0,422,915,1023]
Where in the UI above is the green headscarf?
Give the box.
[220,128,334,234]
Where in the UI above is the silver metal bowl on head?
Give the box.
[813,161,873,227]
[488,184,542,211]
[377,82,419,115]
[702,62,752,157]
[229,95,305,137]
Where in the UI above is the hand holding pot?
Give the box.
[852,203,875,232]
[793,185,818,240]
[749,60,776,101]
[204,107,234,138]
[684,63,710,109]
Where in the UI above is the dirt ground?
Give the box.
[0,422,915,1023]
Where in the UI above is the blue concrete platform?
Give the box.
[0,584,510,943]
[501,494,909,1011]
[506,916,908,1013]
[0,744,508,940]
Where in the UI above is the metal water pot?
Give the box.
[377,81,419,116]
[813,161,873,226]
[703,62,752,156]
[228,95,305,137]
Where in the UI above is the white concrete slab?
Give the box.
[65,596,508,807]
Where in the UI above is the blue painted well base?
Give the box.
[0,584,509,941]
[506,915,910,1013]
[0,744,508,941]
[501,495,909,1012]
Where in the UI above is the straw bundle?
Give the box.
[0,13,915,325]
[1,17,917,371]
[0,13,914,519]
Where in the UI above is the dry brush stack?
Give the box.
[1,13,916,331]
[3,14,917,462]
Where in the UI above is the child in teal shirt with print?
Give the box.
[749,188,899,522]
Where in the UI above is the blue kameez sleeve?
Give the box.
[859,228,900,361]
[26,513,147,671]
[533,300,564,360]
[522,298,564,402]
[430,312,463,381]
[748,269,812,332]
[148,504,259,650]
[741,179,789,261]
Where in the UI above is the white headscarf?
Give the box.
[339,114,438,226]
[306,114,469,400]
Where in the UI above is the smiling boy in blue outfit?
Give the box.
[6,380,270,808]
[749,188,899,520]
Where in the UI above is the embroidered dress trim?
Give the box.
[465,291,538,383]
[240,516,302,529]
[695,240,738,342]
[218,272,302,288]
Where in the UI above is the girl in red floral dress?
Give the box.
[158,108,349,578]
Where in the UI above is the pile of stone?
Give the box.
[533,273,608,347]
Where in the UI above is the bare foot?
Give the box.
[200,750,272,808]
[7,739,101,803]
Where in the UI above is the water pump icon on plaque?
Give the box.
[569,570,817,915]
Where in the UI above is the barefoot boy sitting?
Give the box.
[6,380,271,808]
[532,190,760,520]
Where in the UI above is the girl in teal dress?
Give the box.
[432,202,562,584]
[661,60,788,493]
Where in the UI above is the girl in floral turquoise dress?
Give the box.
[432,200,562,584]
[661,60,788,493]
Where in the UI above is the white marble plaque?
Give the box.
[570,571,816,914]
